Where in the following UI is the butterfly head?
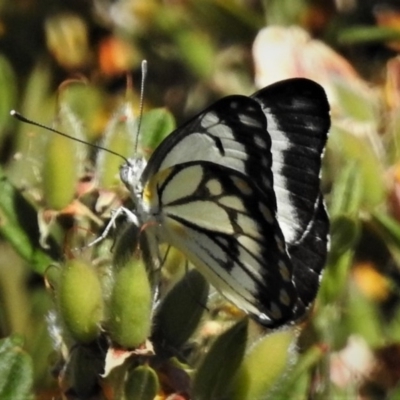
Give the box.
[120,155,147,199]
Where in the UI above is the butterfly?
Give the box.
[110,77,330,328]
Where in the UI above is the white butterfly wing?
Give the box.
[143,161,297,326]
[138,78,329,326]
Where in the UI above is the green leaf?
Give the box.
[63,343,105,399]
[0,165,59,274]
[338,26,400,45]
[154,269,209,349]
[96,103,137,189]
[0,55,17,136]
[56,84,103,142]
[333,79,377,122]
[8,62,53,188]
[329,215,361,259]
[140,108,175,153]
[388,110,400,162]
[264,0,307,26]
[329,126,385,208]
[329,161,363,217]
[175,30,216,79]
[320,247,353,305]
[372,212,400,249]
[0,336,34,400]
[193,318,248,400]
[346,285,383,346]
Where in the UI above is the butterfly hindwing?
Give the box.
[289,196,329,317]
[252,78,330,314]
[252,78,329,245]
[143,161,297,326]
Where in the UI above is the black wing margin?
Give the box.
[252,78,330,316]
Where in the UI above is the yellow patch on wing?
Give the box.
[206,178,223,196]
[237,235,262,257]
[279,288,292,306]
[278,260,291,282]
[218,195,246,212]
[162,165,204,205]
[231,176,253,195]
[236,213,261,238]
[259,202,274,224]
[166,200,234,234]
[143,168,173,205]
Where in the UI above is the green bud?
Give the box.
[231,327,297,400]
[44,264,62,293]
[108,259,152,348]
[58,259,103,343]
[124,365,159,400]
[112,224,140,269]
[42,124,78,210]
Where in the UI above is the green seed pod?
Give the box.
[124,365,159,400]
[44,264,62,292]
[43,103,88,210]
[42,128,78,210]
[192,318,248,400]
[108,259,152,348]
[231,327,297,400]
[58,259,104,343]
[154,269,209,349]
[112,224,140,269]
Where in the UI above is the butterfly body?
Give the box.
[119,78,330,328]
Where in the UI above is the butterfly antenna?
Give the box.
[134,60,147,154]
[10,110,130,164]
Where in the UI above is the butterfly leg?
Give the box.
[84,206,140,248]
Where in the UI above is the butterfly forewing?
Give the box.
[143,161,297,326]
[140,95,273,190]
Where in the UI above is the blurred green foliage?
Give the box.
[1,0,400,399]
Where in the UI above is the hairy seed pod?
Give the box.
[58,259,103,343]
[108,259,152,348]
